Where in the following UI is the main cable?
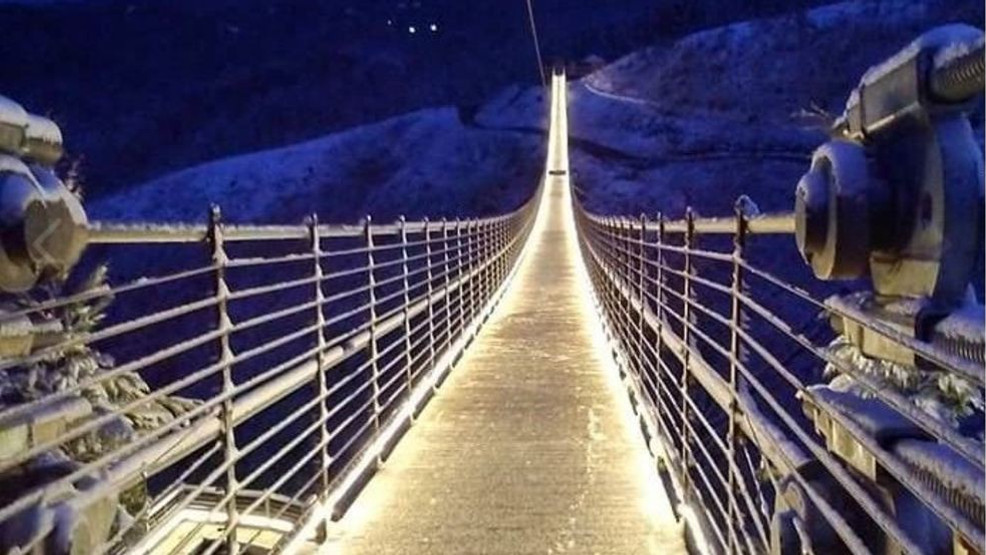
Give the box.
[524,0,547,88]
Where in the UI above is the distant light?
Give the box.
[386,19,393,26]
[408,25,416,34]
[429,23,438,32]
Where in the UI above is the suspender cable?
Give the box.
[524,0,547,87]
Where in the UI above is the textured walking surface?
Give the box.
[327,75,685,554]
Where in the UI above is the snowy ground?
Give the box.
[90,108,542,224]
[91,0,982,227]
[480,0,983,217]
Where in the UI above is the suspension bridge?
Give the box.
[0,26,983,555]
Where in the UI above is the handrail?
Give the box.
[583,210,795,235]
[0,187,542,554]
[87,212,516,244]
[572,197,985,554]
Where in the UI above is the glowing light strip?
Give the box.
[136,508,298,555]
[560,80,695,551]
[282,77,563,554]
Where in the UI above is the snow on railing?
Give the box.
[0,194,539,554]
[573,199,984,554]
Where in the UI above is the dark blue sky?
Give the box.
[0,0,844,197]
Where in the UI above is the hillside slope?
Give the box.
[479,0,983,217]
[91,0,983,228]
[89,108,542,224]
[1,0,666,200]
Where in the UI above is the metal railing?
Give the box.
[574,198,984,554]
[0,189,540,553]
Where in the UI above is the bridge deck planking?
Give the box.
[326,75,685,554]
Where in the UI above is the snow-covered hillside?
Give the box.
[90,108,542,224]
[479,0,983,217]
[91,0,982,227]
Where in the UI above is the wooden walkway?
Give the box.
[328,75,685,554]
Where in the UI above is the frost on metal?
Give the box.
[0,95,28,129]
[935,302,986,343]
[822,337,983,431]
[0,264,199,551]
[0,153,36,178]
[895,439,985,504]
[845,24,984,110]
[24,114,62,146]
[933,32,986,72]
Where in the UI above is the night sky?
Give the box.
[0,0,835,199]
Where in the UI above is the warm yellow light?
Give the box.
[317,72,684,554]
[678,503,714,555]
[559,120,684,551]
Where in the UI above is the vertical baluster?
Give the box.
[612,217,620,327]
[602,222,611,327]
[491,220,500,289]
[616,218,627,363]
[473,222,486,317]
[504,218,511,276]
[727,201,748,552]
[621,217,631,352]
[493,220,501,291]
[499,219,508,283]
[466,220,475,324]
[637,214,648,401]
[475,220,482,319]
[623,217,633,344]
[424,218,436,377]
[489,221,496,299]
[364,216,381,464]
[481,221,491,309]
[208,206,239,555]
[308,214,330,540]
[470,219,478,323]
[681,208,695,497]
[455,218,464,337]
[399,216,414,418]
[442,218,452,355]
[614,218,622,341]
[654,213,666,442]
[605,217,616,325]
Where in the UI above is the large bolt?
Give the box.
[794,140,871,280]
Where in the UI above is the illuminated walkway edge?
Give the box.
[325,74,685,554]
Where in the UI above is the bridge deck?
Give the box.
[328,76,684,554]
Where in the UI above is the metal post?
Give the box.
[481,221,490,311]
[637,214,647,399]
[498,220,507,284]
[605,218,616,323]
[424,218,436,376]
[621,218,631,352]
[442,218,452,354]
[466,220,475,325]
[727,201,748,552]
[654,213,666,441]
[399,216,414,417]
[470,220,478,322]
[484,221,494,307]
[308,214,330,540]
[607,217,621,335]
[455,218,464,338]
[681,208,695,495]
[474,220,482,320]
[364,216,381,464]
[209,205,239,555]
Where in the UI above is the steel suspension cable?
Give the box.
[523,0,547,87]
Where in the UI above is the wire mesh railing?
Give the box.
[0,190,540,554]
[573,197,984,555]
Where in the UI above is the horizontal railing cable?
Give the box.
[0,188,542,554]
[573,199,984,554]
